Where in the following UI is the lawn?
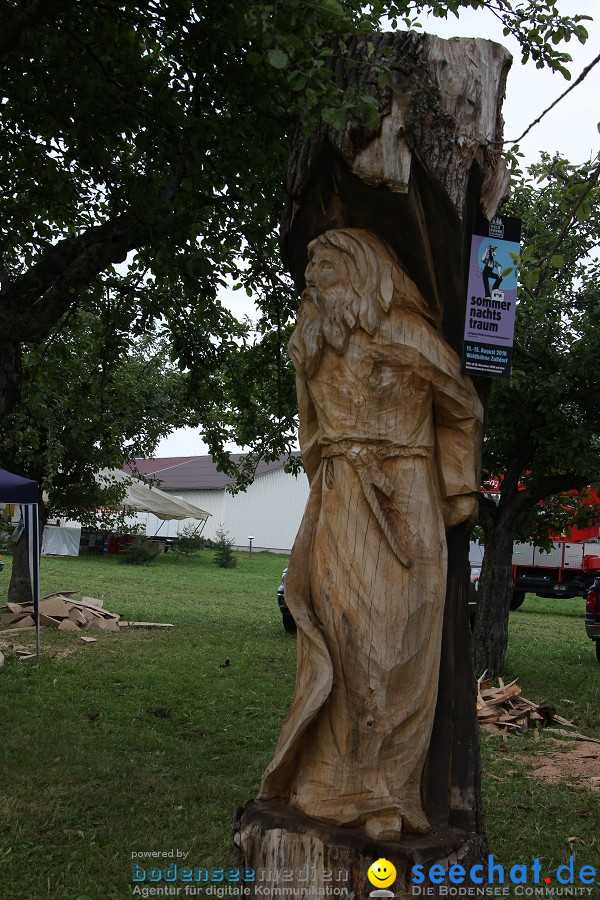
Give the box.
[0,553,598,899]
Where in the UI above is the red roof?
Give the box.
[124,455,290,491]
[124,457,198,477]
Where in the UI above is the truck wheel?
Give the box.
[596,641,600,664]
[510,591,525,611]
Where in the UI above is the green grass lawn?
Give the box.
[0,554,598,899]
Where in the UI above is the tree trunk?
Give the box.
[8,493,45,605]
[8,529,32,605]
[236,28,512,894]
[0,339,21,418]
[473,501,519,677]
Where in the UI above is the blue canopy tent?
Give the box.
[0,469,40,660]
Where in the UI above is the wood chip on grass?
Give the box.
[476,674,580,737]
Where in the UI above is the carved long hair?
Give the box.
[290,228,440,378]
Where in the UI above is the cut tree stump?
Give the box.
[234,802,486,897]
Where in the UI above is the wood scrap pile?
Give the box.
[0,592,121,633]
[477,675,575,736]
[0,592,174,636]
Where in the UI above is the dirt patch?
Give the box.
[522,739,600,793]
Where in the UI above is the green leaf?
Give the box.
[322,106,348,130]
[287,70,306,91]
[267,48,288,69]
[319,0,345,17]
[549,254,565,268]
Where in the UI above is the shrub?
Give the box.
[174,526,210,557]
[213,526,237,568]
[0,518,14,555]
[120,537,160,566]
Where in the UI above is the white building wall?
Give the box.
[174,468,310,552]
[170,489,226,542]
[221,467,309,551]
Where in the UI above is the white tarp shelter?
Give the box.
[42,524,81,557]
[45,471,211,556]
[100,468,211,521]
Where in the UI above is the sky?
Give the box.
[156,0,600,459]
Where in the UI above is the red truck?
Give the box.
[477,482,600,609]
[510,538,600,609]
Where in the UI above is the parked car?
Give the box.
[585,576,600,663]
[277,567,296,634]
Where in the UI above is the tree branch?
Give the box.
[0,136,210,344]
[505,51,600,146]
[0,214,137,341]
[519,473,591,507]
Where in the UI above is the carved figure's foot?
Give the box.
[363,807,431,841]
[402,807,432,835]
[363,816,402,841]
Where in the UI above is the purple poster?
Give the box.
[462,212,521,379]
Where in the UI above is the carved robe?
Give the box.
[259,231,483,840]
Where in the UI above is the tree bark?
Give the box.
[0,339,21,424]
[8,494,45,606]
[237,28,512,893]
[473,497,520,677]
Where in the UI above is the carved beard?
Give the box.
[289,286,356,379]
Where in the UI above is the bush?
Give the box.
[174,526,212,557]
[213,526,237,568]
[120,538,160,566]
[0,519,14,555]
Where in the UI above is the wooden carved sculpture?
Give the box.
[258,228,483,841]
[236,30,512,896]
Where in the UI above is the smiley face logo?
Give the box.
[367,858,397,889]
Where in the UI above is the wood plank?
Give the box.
[68,608,88,626]
[39,596,70,618]
[57,618,80,632]
[546,728,600,745]
[11,615,35,628]
[97,618,119,632]
[80,636,97,643]
[81,595,104,609]
[125,622,174,628]
[39,613,61,628]
[7,602,23,614]
[1,612,26,625]
[480,685,522,708]
[40,590,78,601]
[553,714,575,728]
[66,599,119,619]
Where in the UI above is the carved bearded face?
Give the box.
[289,244,354,379]
[289,228,438,380]
[305,244,349,303]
